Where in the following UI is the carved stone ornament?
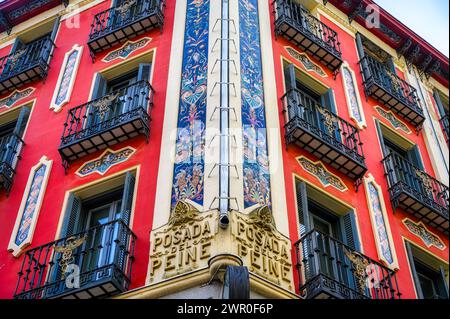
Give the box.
[247,205,275,232]
[115,0,137,18]
[92,93,119,120]
[54,235,87,278]
[168,200,204,226]
[317,107,338,135]
[344,248,369,293]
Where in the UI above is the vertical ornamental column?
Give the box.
[239,0,271,209]
[171,0,211,208]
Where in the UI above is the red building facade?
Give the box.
[0,0,448,300]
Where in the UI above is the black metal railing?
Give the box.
[273,0,342,58]
[60,80,153,148]
[382,152,449,219]
[295,230,401,299]
[359,55,422,116]
[440,115,449,144]
[282,88,365,165]
[0,133,24,193]
[0,35,55,84]
[88,0,165,42]
[14,219,136,299]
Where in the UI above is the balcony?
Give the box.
[295,230,401,299]
[282,88,367,182]
[88,0,165,57]
[58,80,153,168]
[0,133,23,194]
[0,36,55,95]
[14,219,136,299]
[273,0,342,72]
[440,115,449,144]
[359,55,424,130]
[382,152,449,235]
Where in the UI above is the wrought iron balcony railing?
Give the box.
[440,115,449,144]
[295,230,401,299]
[273,0,342,72]
[382,152,449,235]
[58,80,154,168]
[88,0,165,57]
[14,219,136,299]
[0,133,24,194]
[282,88,367,182]
[0,36,55,95]
[359,55,424,129]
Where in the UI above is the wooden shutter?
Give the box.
[60,193,82,238]
[339,211,361,251]
[408,145,424,170]
[439,266,449,298]
[138,63,152,82]
[296,181,310,237]
[284,63,297,91]
[433,90,447,118]
[120,172,136,225]
[137,63,152,111]
[405,241,424,299]
[13,106,30,137]
[355,33,365,60]
[11,38,25,53]
[92,73,108,99]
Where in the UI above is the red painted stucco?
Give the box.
[0,0,175,298]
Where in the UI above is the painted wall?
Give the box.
[268,1,449,299]
[0,0,175,298]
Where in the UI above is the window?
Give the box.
[406,241,449,299]
[376,120,423,168]
[433,89,449,143]
[88,63,152,125]
[296,180,361,290]
[355,33,396,73]
[53,171,136,282]
[284,62,339,139]
[0,106,30,192]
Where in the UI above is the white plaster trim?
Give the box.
[341,61,367,129]
[50,44,83,112]
[8,156,53,257]
[363,173,399,270]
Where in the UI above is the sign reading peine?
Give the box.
[231,207,293,291]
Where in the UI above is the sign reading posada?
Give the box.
[148,201,218,283]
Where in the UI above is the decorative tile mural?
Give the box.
[102,37,152,63]
[285,46,327,77]
[76,147,136,177]
[403,218,445,250]
[51,45,83,112]
[364,174,398,269]
[375,106,412,134]
[297,156,348,192]
[342,63,366,129]
[8,156,52,257]
[171,0,210,208]
[0,87,35,109]
[240,0,271,209]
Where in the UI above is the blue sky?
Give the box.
[375,0,449,57]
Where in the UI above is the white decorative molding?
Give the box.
[341,61,366,129]
[8,156,53,257]
[50,44,83,112]
[363,174,399,270]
